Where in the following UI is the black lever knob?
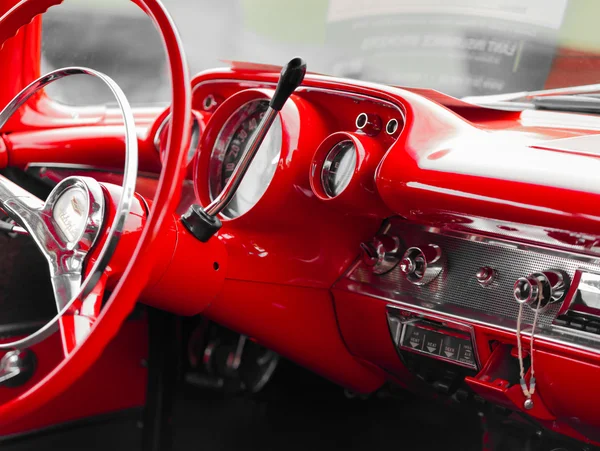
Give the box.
[181,204,222,242]
[182,57,307,243]
[269,57,306,111]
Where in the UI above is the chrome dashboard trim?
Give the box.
[337,276,600,357]
[336,219,600,357]
[26,162,118,172]
[191,78,406,120]
[25,162,158,180]
[428,224,600,263]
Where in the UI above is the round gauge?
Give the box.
[321,140,357,197]
[208,99,282,219]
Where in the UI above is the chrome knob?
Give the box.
[514,276,541,305]
[476,266,496,286]
[400,256,417,275]
[0,349,36,387]
[360,234,401,275]
[400,244,445,285]
[513,270,569,311]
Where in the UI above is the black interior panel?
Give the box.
[0,234,56,332]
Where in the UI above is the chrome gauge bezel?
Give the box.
[320,139,357,198]
[208,99,282,219]
[154,113,201,164]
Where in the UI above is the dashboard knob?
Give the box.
[476,266,496,286]
[513,270,569,311]
[399,244,445,285]
[360,234,401,275]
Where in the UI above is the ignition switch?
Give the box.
[513,270,569,311]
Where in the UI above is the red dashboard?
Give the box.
[4,66,600,445]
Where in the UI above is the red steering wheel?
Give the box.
[0,0,191,423]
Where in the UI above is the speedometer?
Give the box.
[208,99,282,219]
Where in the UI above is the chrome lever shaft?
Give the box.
[204,57,306,217]
[181,57,307,242]
[204,107,278,216]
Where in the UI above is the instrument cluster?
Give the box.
[179,77,407,221]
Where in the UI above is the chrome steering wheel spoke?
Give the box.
[0,174,106,356]
[0,175,104,308]
[0,67,138,353]
[42,177,105,310]
[51,272,83,312]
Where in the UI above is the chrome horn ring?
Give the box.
[0,67,137,350]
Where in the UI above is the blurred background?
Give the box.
[42,0,333,105]
[41,0,600,106]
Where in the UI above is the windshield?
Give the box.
[42,0,600,105]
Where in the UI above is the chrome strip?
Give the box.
[25,162,158,180]
[0,67,137,349]
[26,163,119,173]
[191,78,406,118]
[428,225,600,263]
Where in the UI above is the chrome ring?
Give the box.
[320,139,356,198]
[154,113,200,163]
[153,114,171,153]
[0,67,138,349]
[385,118,399,135]
[355,113,368,129]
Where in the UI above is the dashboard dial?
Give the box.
[208,99,282,218]
[321,140,357,197]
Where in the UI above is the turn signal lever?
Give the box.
[182,57,307,242]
